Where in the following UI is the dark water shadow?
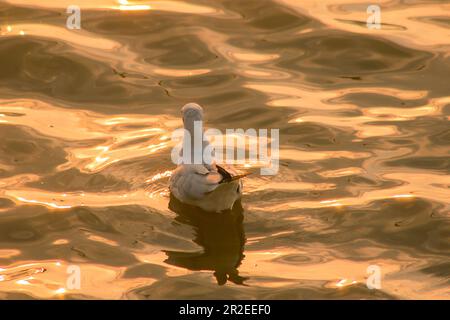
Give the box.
[165,194,247,286]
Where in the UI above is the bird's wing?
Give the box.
[190,164,222,184]
[172,164,222,200]
[216,164,251,183]
[216,164,233,182]
[170,163,249,201]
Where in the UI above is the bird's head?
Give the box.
[182,102,203,125]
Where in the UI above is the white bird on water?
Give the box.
[169,103,248,213]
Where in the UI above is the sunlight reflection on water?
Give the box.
[0,0,449,299]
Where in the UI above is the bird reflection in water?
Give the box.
[165,193,248,286]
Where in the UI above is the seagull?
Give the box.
[169,103,248,213]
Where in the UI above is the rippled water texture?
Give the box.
[0,0,449,299]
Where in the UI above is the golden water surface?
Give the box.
[0,0,449,299]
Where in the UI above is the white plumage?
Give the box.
[169,103,245,212]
